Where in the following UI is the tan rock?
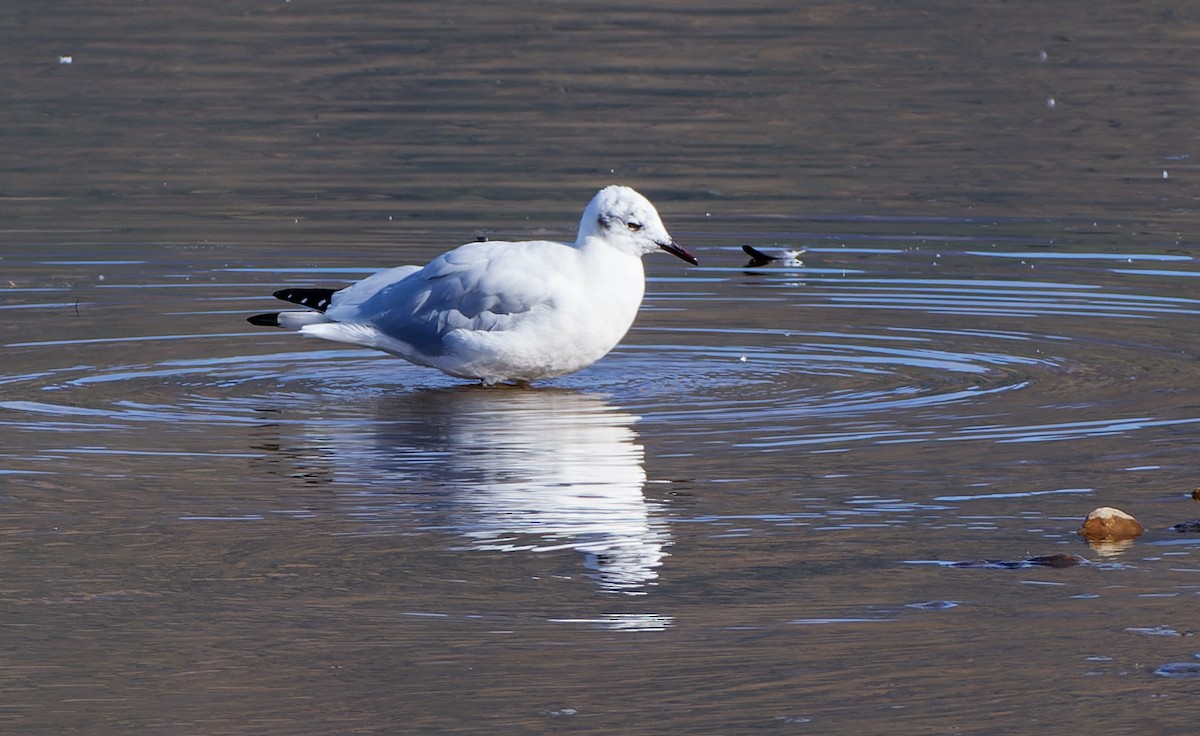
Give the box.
[1078,506,1144,542]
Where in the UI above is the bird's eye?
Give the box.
[627,222,642,232]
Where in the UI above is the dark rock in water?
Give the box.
[949,553,1088,570]
[1026,553,1089,568]
[1169,519,1200,533]
[1191,487,1200,501]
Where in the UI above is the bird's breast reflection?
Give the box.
[316,388,671,595]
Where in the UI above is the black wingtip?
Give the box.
[247,312,282,327]
[272,287,338,312]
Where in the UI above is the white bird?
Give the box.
[248,185,697,385]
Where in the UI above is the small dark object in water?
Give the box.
[1191,487,1200,501]
[742,244,776,267]
[741,244,805,268]
[1169,519,1200,533]
[1027,553,1089,568]
[949,553,1088,570]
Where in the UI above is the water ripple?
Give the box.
[2,248,1198,465]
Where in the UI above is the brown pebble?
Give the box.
[1078,506,1144,542]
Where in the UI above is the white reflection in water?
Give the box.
[311,389,670,595]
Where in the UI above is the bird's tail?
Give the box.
[248,286,341,328]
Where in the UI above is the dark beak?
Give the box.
[659,240,699,266]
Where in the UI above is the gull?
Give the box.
[248,185,697,385]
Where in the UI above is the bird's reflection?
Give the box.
[301,387,671,595]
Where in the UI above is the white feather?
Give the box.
[260,186,695,383]
[277,311,332,329]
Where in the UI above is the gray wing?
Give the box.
[329,241,558,356]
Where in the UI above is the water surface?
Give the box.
[4,1,1200,734]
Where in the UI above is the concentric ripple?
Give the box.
[4,234,1200,602]
[4,242,1199,456]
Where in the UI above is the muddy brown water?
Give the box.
[4,1,1200,734]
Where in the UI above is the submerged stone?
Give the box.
[949,553,1088,570]
[1170,520,1200,533]
[1025,553,1089,568]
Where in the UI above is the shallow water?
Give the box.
[5,1,1200,734]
